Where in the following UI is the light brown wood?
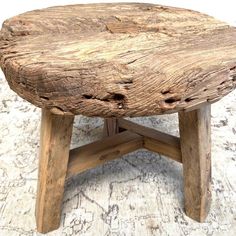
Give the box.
[36,109,74,233]
[103,118,119,137]
[179,105,211,222]
[0,3,231,229]
[67,130,143,179]
[118,119,182,162]
[67,119,182,179]
[0,3,236,117]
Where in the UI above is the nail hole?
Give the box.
[113,93,125,101]
[82,94,93,99]
[220,81,226,85]
[19,82,26,87]
[185,97,195,102]
[165,97,180,104]
[161,90,170,95]
[40,96,49,101]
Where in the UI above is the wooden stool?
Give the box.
[0,3,236,234]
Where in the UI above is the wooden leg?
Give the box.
[103,118,119,137]
[178,105,211,222]
[36,109,74,233]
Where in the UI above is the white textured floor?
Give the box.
[0,74,236,236]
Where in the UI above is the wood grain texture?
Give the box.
[36,109,74,233]
[67,130,143,179]
[118,118,182,162]
[103,118,119,137]
[179,105,211,222]
[0,3,236,117]
[1,70,236,235]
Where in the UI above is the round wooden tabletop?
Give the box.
[0,3,236,117]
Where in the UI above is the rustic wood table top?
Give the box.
[0,3,236,117]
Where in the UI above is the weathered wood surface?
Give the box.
[36,109,74,233]
[67,130,143,179]
[118,118,182,162]
[179,105,211,222]
[0,3,236,117]
[68,118,183,179]
[103,118,119,137]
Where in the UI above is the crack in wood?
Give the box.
[0,3,236,117]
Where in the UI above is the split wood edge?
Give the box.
[66,118,182,179]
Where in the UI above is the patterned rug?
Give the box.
[0,77,235,236]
